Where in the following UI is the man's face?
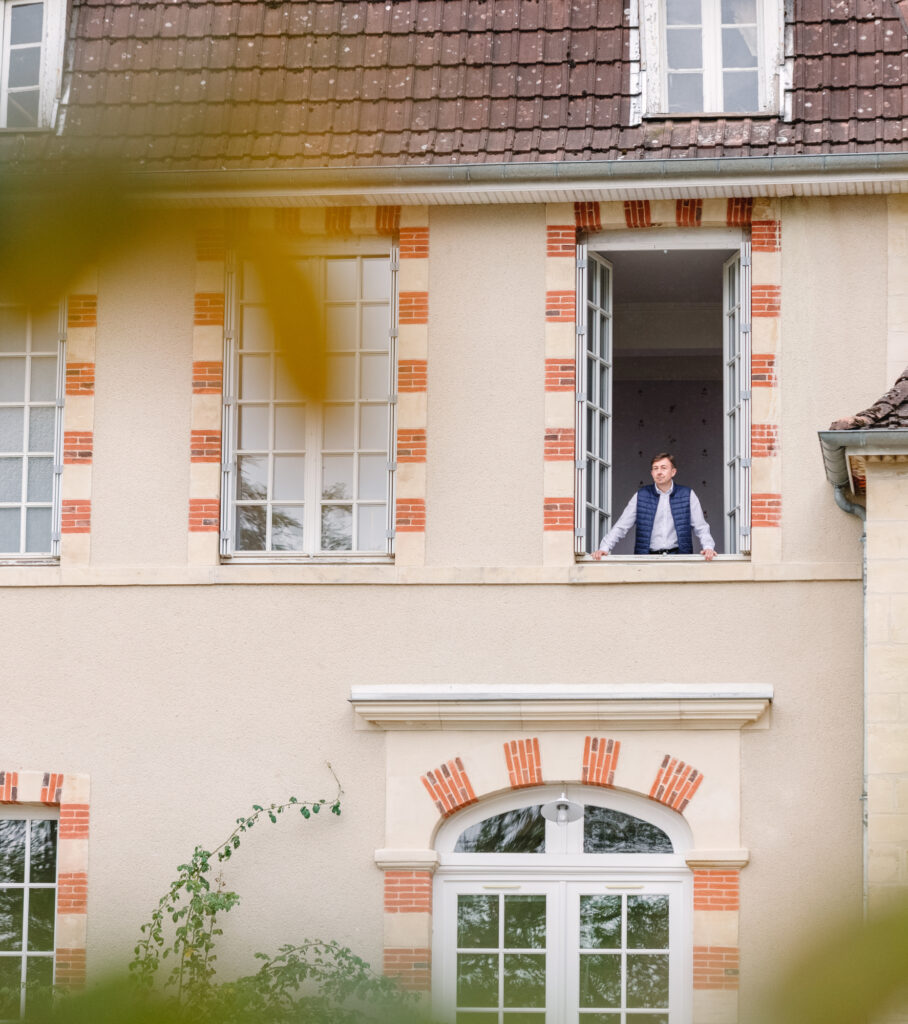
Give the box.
[651,458,677,490]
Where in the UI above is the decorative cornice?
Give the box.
[374,849,439,872]
[686,849,751,869]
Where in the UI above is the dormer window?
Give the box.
[1,0,65,130]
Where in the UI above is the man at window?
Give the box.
[592,452,717,560]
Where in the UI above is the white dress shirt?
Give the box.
[597,482,715,554]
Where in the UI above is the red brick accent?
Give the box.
[752,284,781,317]
[546,225,576,257]
[676,199,702,227]
[192,361,223,394]
[194,293,225,327]
[0,771,18,802]
[574,201,601,231]
[376,206,401,236]
[543,497,573,530]
[61,500,91,534]
[694,946,740,990]
[545,358,575,391]
[624,200,652,229]
[57,872,88,914]
[751,354,777,387]
[504,738,543,788]
[545,290,575,322]
[41,772,64,805]
[751,219,781,252]
[189,499,220,532]
[582,736,621,787]
[396,498,426,532]
[398,359,428,392]
[752,493,782,527]
[421,758,478,817]
[65,362,95,395]
[649,755,704,812]
[59,804,90,840]
[196,226,226,262]
[544,426,575,460]
[726,198,754,226]
[693,870,740,911]
[397,428,427,462]
[326,207,352,236]
[399,227,429,259]
[54,948,87,990]
[751,423,779,458]
[399,291,429,325]
[67,295,97,328]
[384,871,432,914]
[63,432,93,465]
[383,948,431,992]
[190,429,222,463]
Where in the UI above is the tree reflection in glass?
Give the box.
[457,954,498,1007]
[0,821,25,883]
[583,807,673,853]
[579,953,621,1008]
[455,806,545,854]
[458,895,498,949]
[627,895,669,950]
[626,954,669,1008]
[503,953,545,1007]
[504,895,546,949]
[579,895,621,949]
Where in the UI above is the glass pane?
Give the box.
[357,504,386,551]
[26,458,52,501]
[360,354,388,400]
[458,895,498,949]
[326,355,355,400]
[240,306,274,351]
[577,1016,620,1024]
[362,258,389,300]
[10,3,43,44]
[25,956,53,1014]
[275,360,304,401]
[668,73,703,112]
[6,90,39,128]
[238,405,269,451]
[723,70,759,111]
[325,259,357,301]
[0,458,23,502]
[359,404,386,449]
[361,305,388,350]
[579,895,621,949]
[457,1015,498,1024]
[583,807,673,853]
[579,954,620,1008]
[722,0,756,22]
[241,263,265,303]
[273,455,305,500]
[722,27,758,67]
[455,807,545,854]
[666,28,702,69]
[271,505,304,551]
[27,408,54,452]
[0,508,20,551]
[9,47,41,88]
[326,306,357,351]
[236,505,267,551]
[31,309,57,353]
[630,1015,669,1024]
[626,955,669,1009]
[236,455,268,501]
[0,822,26,882]
[0,408,23,451]
[504,896,546,950]
[0,309,27,351]
[502,1017,546,1024]
[666,0,700,24]
[29,358,56,402]
[0,957,21,1019]
[321,455,353,500]
[458,954,498,1008]
[503,954,545,1007]
[358,454,386,501]
[0,891,24,950]
[29,822,56,883]
[26,888,55,951]
[25,507,51,552]
[627,896,670,950]
[274,405,306,449]
[0,358,26,400]
[323,405,355,450]
[320,505,352,550]
[239,354,270,400]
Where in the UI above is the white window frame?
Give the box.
[575,228,752,557]
[220,240,399,561]
[0,0,66,130]
[637,0,784,117]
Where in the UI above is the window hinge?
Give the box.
[576,391,585,403]
[52,531,61,542]
[741,457,752,468]
[389,328,399,339]
[385,528,395,539]
[574,527,585,538]
[740,388,751,401]
[741,254,751,268]
[575,459,585,469]
[740,527,751,538]
[577,257,588,270]
[220,531,232,542]
[390,258,400,272]
[388,393,398,404]
[224,330,235,343]
[741,322,752,334]
[577,324,586,336]
[221,461,235,474]
[56,397,65,408]
[386,460,397,472]
[53,464,63,475]
[224,396,236,408]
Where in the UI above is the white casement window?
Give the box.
[639,0,783,116]
[576,229,751,557]
[0,1,66,130]
[221,245,398,559]
[433,788,692,1024]
[0,301,64,557]
[0,810,58,1020]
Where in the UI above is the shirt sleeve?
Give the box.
[689,491,715,552]
[598,494,637,553]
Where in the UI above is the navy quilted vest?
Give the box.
[634,484,693,554]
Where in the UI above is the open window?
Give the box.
[0,0,67,130]
[576,230,751,557]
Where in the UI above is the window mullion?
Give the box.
[704,0,722,111]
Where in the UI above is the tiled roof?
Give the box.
[3,0,908,170]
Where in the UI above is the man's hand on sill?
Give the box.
[591,548,717,561]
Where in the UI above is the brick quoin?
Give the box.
[624,200,652,229]
[751,423,779,458]
[194,293,225,327]
[59,804,90,840]
[190,429,222,462]
[67,295,97,328]
[751,284,781,317]
[63,431,93,464]
[195,227,226,262]
[546,225,577,256]
[0,771,19,802]
[383,949,431,992]
[751,493,782,527]
[398,359,427,392]
[504,738,543,788]
[543,497,573,530]
[57,872,88,914]
[751,354,777,387]
[65,362,95,396]
[399,227,429,259]
[649,755,704,812]
[61,500,91,534]
[726,197,754,226]
[375,206,401,236]
[676,199,702,227]
[399,291,429,325]
[396,498,426,532]
[397,428,427,462]
[421,758,478,817]
[41,772,64,804]
[545,290,575,321]
[545,359,575,391]
[326,207,352,236]
[54,948,87,990]
[189,499,220,532]
[582,736,621,787]
[192,361,223,394]
[693,946,740,990]
[751,219,781,252]
[693,870,740,910]
[574,201,601,231]
[544,427,575,460]
[384,871,432,914]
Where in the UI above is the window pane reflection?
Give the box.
[583,807,673,853]
[455,806,545,854]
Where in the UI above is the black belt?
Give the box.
[649,547,679,555]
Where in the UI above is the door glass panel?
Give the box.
[627,895,670,949]
[458,895,498,949]
[457,954,499,1007]
[579,953,620,1008]
[455,806,545,854]
[626,954,669,1008]
[29,821,56,883]
[579,895,621,949]
[503,953,546,1007]
[504,896,546,949]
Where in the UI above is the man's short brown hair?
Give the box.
[651,452,676,468]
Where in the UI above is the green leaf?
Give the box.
[301,807,310,819]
